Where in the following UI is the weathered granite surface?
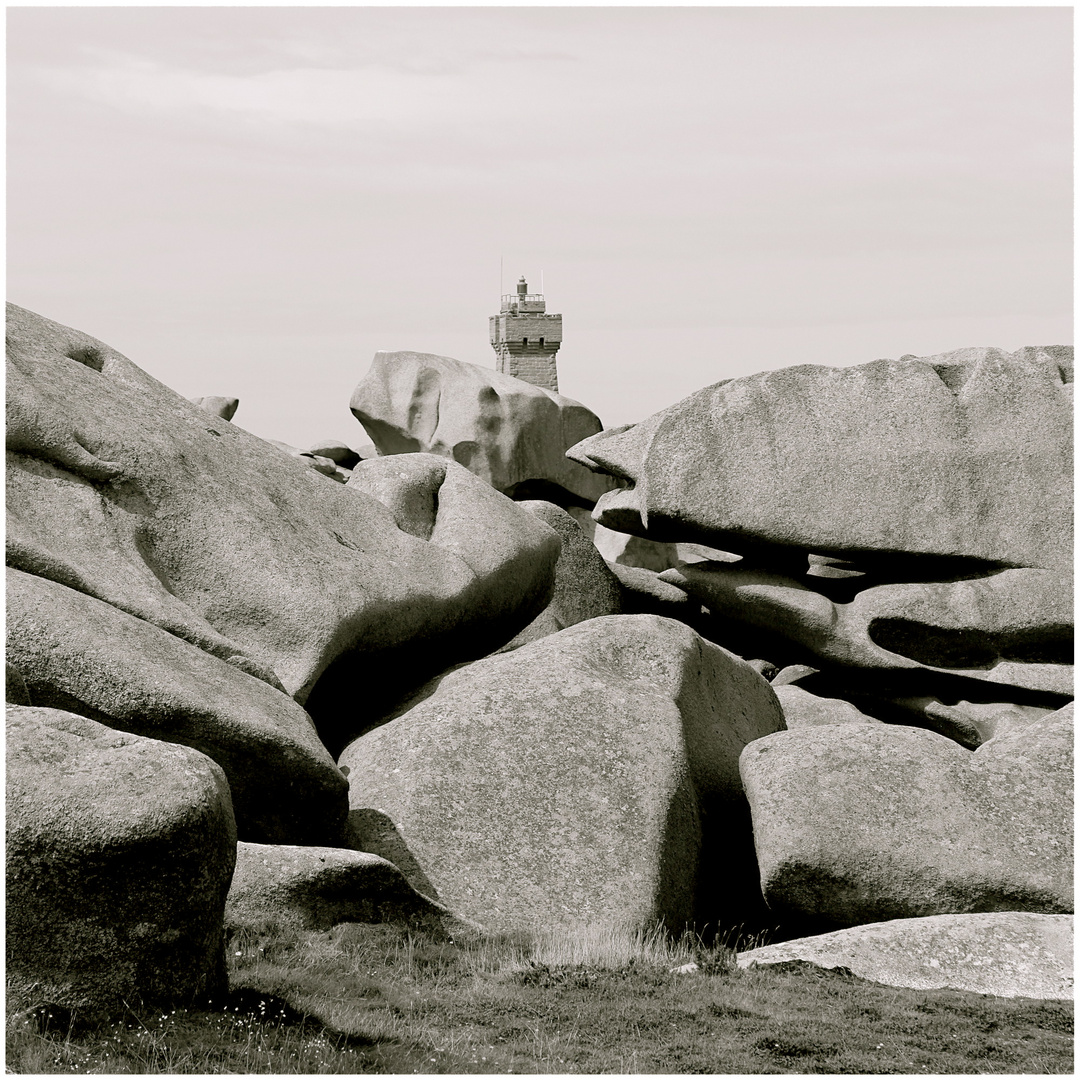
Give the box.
[227,842,466,932]
[341,615,783,933]
[738,912,1074,1000]
[7,706,236,1009]
[498,501,622,650]
[8,304,559,765]
[351,349,618,506]
[662,562,1072,698]
[570,347,1073,570]
[740,704,1073,927]
[7,566,347,845]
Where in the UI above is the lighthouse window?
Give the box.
[539,337,544,348]
[522,337,528,347]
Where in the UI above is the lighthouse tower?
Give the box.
[489,276,562,393]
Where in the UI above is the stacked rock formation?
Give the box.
[349,349,619,508]
[569,347,1073,745]
[6,304,557,1008]
[6,306,1073,1010]
[566,346,1073,984]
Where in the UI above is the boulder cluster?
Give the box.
[6,302,1073,1010]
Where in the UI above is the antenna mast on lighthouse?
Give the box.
[488,273,562,392]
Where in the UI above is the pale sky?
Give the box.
[7,5,1073,450]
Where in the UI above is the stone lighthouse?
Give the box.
[489,276,562,392]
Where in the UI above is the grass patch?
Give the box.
[7,918,1073,1073]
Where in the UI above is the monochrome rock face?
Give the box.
[6,707,237,1011]
[189,395,239,421]
[7,566,349,846]
[4,301,1073,1012]
[607,562,708,625]
[661,562,1072,699]
[740,704,1073,928]
[340,615,783,934]
[772,684,882,729]
[226,843,461,933]
[738,912,1074,1001]
[569,346,1073,570]
[7,303,560,751]
[306,440,361,469]
[350,349,619,507]
[561,345,1073,762]
[497,500,623,650]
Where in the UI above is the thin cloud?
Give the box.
[7,6,1070,448]
[28,58,546,131]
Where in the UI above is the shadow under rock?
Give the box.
[204,986,381,1049]
[505,478,601,511]
[345,808,443,904]
[305,609,549,760]
[693,801,780,948]
[867,616,1074,670]
[305,643,475,760]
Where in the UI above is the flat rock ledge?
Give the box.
[737,912,1074,1001]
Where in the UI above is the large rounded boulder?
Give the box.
[340,614,783,934]
[7,304,560,758]
[6,706,237,1011]
[350,350,618,507]
[740,704,1073,929]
